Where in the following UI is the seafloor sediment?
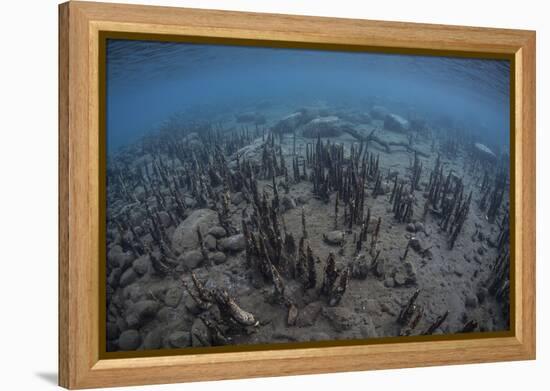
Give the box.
[105,103,510,352]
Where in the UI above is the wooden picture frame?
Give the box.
[59,1,536,389]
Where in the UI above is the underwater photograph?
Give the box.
[104,39,511,353]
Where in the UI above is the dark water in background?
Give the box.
[106,39,510,155]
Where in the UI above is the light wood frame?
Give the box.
[59,1,536,389]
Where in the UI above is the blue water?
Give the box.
[106,39,510,155]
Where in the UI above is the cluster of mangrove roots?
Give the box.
[424,154,472,249]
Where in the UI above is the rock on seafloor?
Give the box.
[118,329,141,350]
[218,234,246,252]
[171,209,218,254]
[323,230,345,245]
[296,301,323,327]
[179,250,204,269]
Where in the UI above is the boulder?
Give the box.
[414,222,425,233]
[302,116,344,138]
[296,301,323,327]
[184,295,201,315]
[203,235,217,251]
[323,231,345,246]
[474,142,497,163]
[125,300,160,328]
[132,254,151,276]
[384,113,409,132]
[209,251,227,265]
[218,234,246,252]
[107,267,123,288]
[370,105,390,120]
[119,268,139,287]
[207,226,227,238]
[157,211,172,227]
[143,328,163,350]
[118,329,141,351]
[171,209,218,254]
[272,111,313,135]
[164,287,182,308]
[168,331,191,348]
[108,246,134,269]
[409,237,423,252]
[178,250,204,269]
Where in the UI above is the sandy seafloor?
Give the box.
[105,101,510,352]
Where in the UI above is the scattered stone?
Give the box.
[164,287,182,308]
[168,331,191,348]
[465,295,478,308]
[156,307,178,323]
[218,234,246,252]
[322,307,357,332]
[323,230,345,245]
[207,226,227,238]
[125,300,160,328]
[349,254,369,279]
[119,268,139,287]
[409,237,422,252]
[296,301,323,327]
[384,277,395,288]
[403,261,417,285]
[118,329,141,351]
[209,251,227,265]
[132,254,151,276]
[124,284,145,303]
[203,235,217,251]
[184,295,201,315]
[143,328,163,350]
[107,267,122,288]
[108,246,134,269]
[414,222,425,233]
[393,271,407,286]
[287,305,299,326]
[406,223,416,232]
[179,250,204,269]
[171,209,218,254]
[157,211,172,227]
